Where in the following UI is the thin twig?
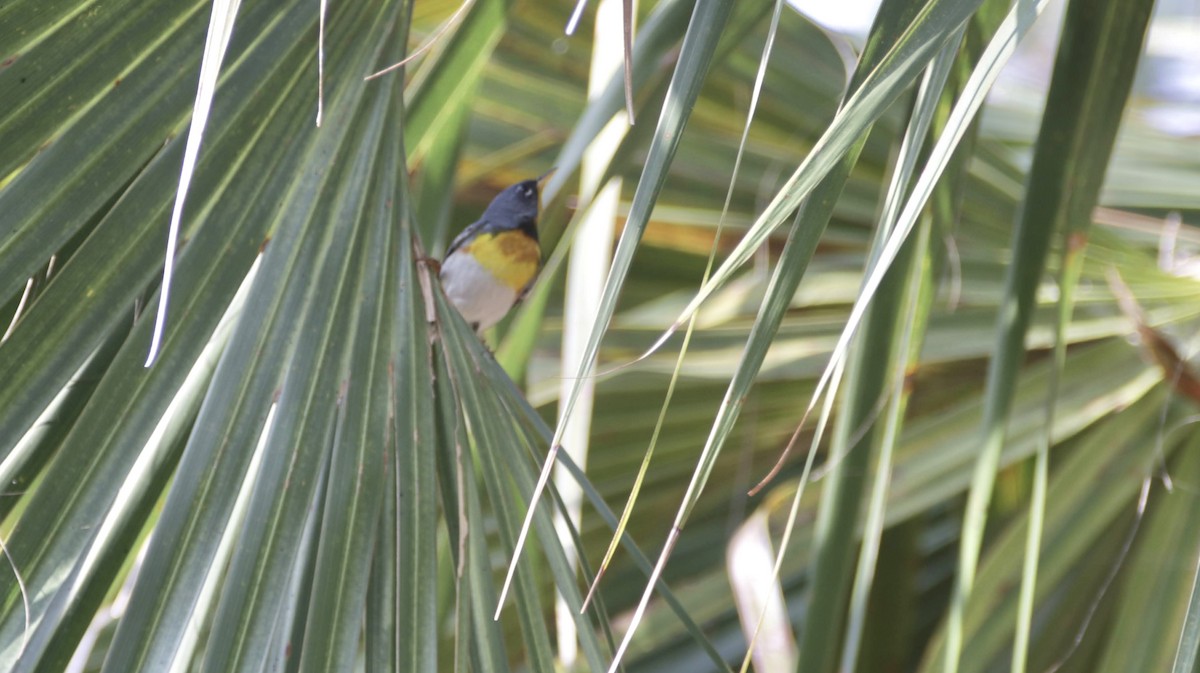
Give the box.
[621,0,635,124]
[565,0,590,35]
[364,0,475,81]
[1043,477,1152,673]
[2,277,34,343]
[316,0,326,126]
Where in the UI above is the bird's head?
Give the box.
[483,179,541,233]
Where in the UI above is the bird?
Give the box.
[439,174,549,332]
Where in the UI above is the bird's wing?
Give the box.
[445,217,488,257]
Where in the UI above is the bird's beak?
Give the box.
[536,167,557,187]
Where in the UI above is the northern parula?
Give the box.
[440,175,549,331]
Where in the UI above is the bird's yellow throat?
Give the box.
[461,230,540,291]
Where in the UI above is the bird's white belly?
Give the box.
[440,251,519,330]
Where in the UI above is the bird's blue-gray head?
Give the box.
[483,179,540,238]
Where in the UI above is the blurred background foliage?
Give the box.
[1,0,1199,672]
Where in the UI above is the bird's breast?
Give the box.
[461,230,540,291]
